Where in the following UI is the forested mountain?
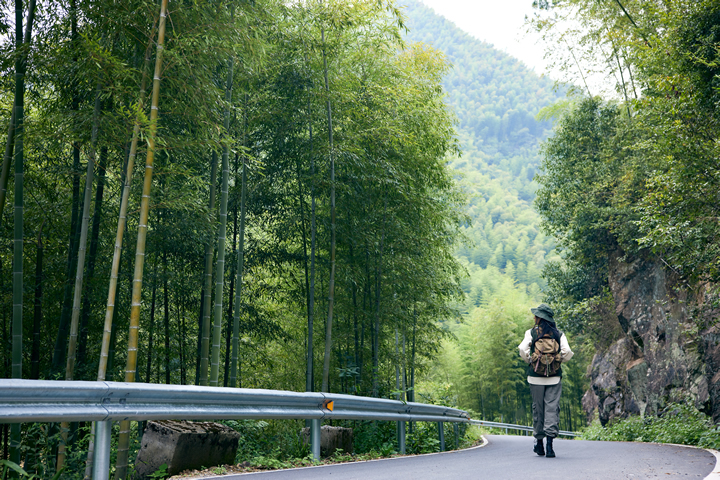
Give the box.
[399,2,588,431]
[403,0,564,308]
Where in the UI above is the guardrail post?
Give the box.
[397,421,406,455]
[437,422,444,452]
[310,419,321,461]
[92,420,111,480]
[453,423,459,449]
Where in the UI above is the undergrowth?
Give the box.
[221,418,480,468]
[7,416,481,478]
[581,403,720,448]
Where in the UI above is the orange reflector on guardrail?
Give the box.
[323,400,334,411]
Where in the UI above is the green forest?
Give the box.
[526,0,720,448]
[10,0,718,476]
[1,0,473,475]
[532,0,720,348]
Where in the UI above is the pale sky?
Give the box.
[415,0,550,74]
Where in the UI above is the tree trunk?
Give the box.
[145,263,158,383]
[2,258,6,379]
[164,250,170,384]
[210,51,234,387]
[410,310,416,403]
[372,201,386,398]
[350,243,359,391]
[30,223,44,380]
[115,1,168,475]
[11,0,35,465]
[0,0,35,225]
[52,141,81,373]
[199,152,218,386]
[321,25,336,393]
[224,276,232,387]
[230,95,248,389]
[106,218,131,384]
[360,246,370,394]
[306,94,317,394]
[64,83,102,383]
[195,291,204,385]
[295,140,311,389]
[59,82,103,473]
[78,145,108,367]
[0,108,16,223]
[230,155,246,387]
[52,0,80,374]
[401,328,407,402]
[394,328,400,400]
[224,199,236,388]
[179,296,186,385]
[96,44,151,384]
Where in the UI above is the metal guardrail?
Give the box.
[470,419,579,437]
[0,380,580,479]
[0,379,470,479]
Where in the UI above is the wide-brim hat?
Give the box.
[531,303,555,324]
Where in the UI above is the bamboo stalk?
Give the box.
[30,222,44,380]
[372,199,386,398]
[230,94,248,388]
[84,67,148,471]
[1,0,34,226]
[115,0,168,476]
[199,152,218,386]
[0,109,16,221]
[77,145,108,366]
[307,92,317,394]
[97,47,151,383]
[52,0,80,374]
[321,24,336,393]
[230,158,245,387]
[10,0,25,466]
[210,51,234,386]
[58,78,102,474]
[64,86,101,381]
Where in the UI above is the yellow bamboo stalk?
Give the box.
[114,1,168,477]
[83,45,152,480]
[98,50,151,384]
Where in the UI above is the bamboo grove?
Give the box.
[0,0,466,474]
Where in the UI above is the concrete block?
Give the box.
[133,420,239,479]
[301,425,353,457]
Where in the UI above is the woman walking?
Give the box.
[518,303,573,458]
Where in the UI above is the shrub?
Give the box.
[580,403,719,447]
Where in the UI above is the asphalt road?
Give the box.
[208,435,718,480]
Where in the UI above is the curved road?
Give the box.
[209,435,718,480]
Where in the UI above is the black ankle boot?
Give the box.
[546,437,555,458]
[533,438,545,456]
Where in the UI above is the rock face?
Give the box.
[301,425,353,457]
[585,251,719,425]
[133,420,240,479]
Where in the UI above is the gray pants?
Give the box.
[530,382,562,439]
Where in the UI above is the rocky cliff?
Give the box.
[582,251,720,425]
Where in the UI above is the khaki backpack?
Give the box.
[530,327,562,376]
